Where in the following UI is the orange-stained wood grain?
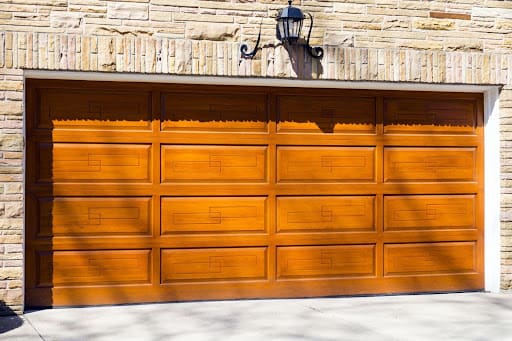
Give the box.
[277,147,375,182]
[384,98,477,135]
[277,245,375,279]
[36,88,152,130]
[161,197,266,234]
[36,250,151,287]
[162,92,268,132]
[384,147,476,182]
[277,95,376,134]
[25,80,484,307]
[161,247,267,283]
[161,145,267,182]
[38,197,151,236]
[38,143,152,183]
[384,242,477,276]
[384,195,476,231]
[277,196,375,232]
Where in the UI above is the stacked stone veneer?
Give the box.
[1,0,512,314]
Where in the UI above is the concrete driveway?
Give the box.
[2,292,512,340]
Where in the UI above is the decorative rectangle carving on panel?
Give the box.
[161,248,267,283]
[162,145,267,182]
[38,88,152,130]
[277,245,375,279]
[161,93,268,132]
[277,147,375,182]
[384,98,477,134]
[277,96,376,134]
[384,148,476,182]
[384,242,477,276]
[384,195,476,231]
[161,197,266,234]
[36,250,151,287]
[277,196,375,232]
[37,143,151,183]
[38,197,151,237]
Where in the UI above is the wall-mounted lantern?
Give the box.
[241,0,324,59]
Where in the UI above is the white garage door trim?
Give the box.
[23,69,502,293]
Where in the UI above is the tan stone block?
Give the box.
[186,22,239,41]
[50,11,83,28]
[0,268,22,280]
[0,81,22,91]
[174,12,233,23]
[399,40,443,50]
[4,183,22,194]
[4,203,22,218]
[7,280,22,289]
[324,32,353,47]
[472,6,512,19]
[414,18,455,30]
[333,3,367,14]
[0,102,22,116]
[98,36,116,71]
[108,2,148,20]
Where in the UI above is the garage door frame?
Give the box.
[22,70,502,307]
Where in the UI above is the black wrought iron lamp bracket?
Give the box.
[240,22,262,59]
[240,1,324,59]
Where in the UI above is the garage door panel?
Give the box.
[277,147,375,182]
[161,93,268,132]
[384,98,477,135]
[38,197,152,237]
[37,88,152,131]
[384,147,476,182]
[277,245,375,279]
[161,248,267,283]
[36,250,152,287]
[162,145,267,182]
[277,96,375,134]
[277,196,375,232]
[384,242,477,276]
[384,195,476,231]
[161,197,266,234]
[38,143,152,183]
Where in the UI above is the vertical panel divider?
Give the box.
[376,95,384,279]
[151,89,162,288]
[268,89,277,283]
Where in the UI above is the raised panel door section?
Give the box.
[37,143,151,183]
[161,248,267,283]
[277,245,375,279]
[384,242,477,276]
[36,250,151,287]
[277,147,375,182]
[161,93,268,132]
[384,147,476,182]
[161,197,266,234]
[277,96,376,133]
[161,145,267,182]
[37,197,151,237]
[277,196,375,232]
[37,88,152,130]
[384,195,476,231]
[383,98,477,135]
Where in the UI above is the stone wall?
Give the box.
[1,0,512,314]
[0,68,23,315]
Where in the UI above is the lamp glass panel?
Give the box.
[277,19,286,40]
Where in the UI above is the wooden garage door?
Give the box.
[25,80,484,307]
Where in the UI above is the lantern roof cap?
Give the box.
[277,1,304,21]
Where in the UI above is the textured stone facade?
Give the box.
[1,0,512,314]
